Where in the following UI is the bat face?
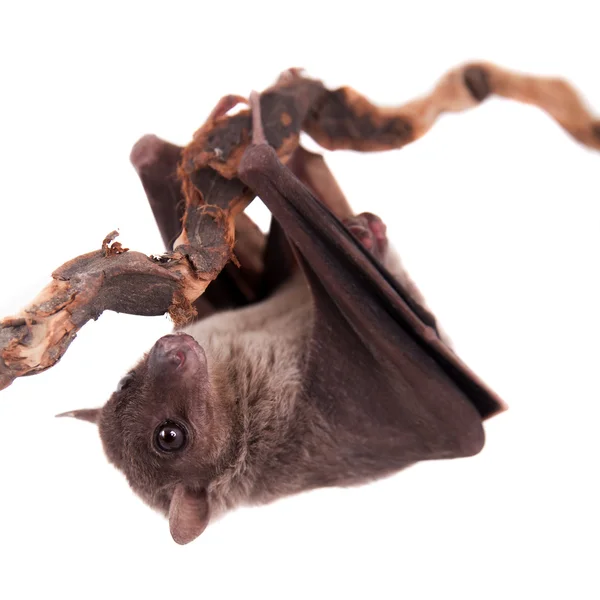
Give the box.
[60,277,316,544]
[95,333,238,542]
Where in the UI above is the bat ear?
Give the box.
[55,408,101,424]
[169,484,210,545]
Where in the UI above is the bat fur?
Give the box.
[61,96,497,543]
[98,241,429,523]
[65,217,469,545]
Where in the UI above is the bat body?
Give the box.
[62,95,505,545]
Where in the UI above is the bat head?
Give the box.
[58,332,238,544]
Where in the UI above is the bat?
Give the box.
[58,92,505,545]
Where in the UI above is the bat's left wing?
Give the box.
[238,100,506,476]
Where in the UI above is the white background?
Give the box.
[0,2,598,599]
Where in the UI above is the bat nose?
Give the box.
[150,333,205,371]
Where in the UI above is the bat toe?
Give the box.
[344,212,388,260]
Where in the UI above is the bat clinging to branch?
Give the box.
[1,63,598,544]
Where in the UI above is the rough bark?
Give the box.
[1,62,597,391]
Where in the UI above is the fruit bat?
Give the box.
[58,92,505,545]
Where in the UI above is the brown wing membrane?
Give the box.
[239,143,506,428]
[258,146,355,298]
[130,134,267,319]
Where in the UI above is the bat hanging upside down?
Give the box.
[59,90,507,545]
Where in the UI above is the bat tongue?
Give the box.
[169,485,210,545]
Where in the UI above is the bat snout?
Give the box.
[149,334,206,372]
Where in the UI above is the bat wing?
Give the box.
[239,143,506,470]
[131,134,288,320]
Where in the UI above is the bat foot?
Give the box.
[344,212,388,260]
[207,94,248,123]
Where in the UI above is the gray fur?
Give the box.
[86,238,460,541]
[181,248,450,516]
[183,272,314,515]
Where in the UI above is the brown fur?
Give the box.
[95,243,434,529]
[69,102,500,542]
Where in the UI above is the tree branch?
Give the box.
[1,63,597,391]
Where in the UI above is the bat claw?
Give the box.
[344,212,388,260]
[346,224,373,250]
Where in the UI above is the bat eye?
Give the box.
[155,420,188,453]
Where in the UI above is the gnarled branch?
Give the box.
[1,62,597,391]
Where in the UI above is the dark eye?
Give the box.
[117,373,134,392]
[155,420,188,453]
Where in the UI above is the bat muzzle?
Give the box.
[149,333,206,373]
